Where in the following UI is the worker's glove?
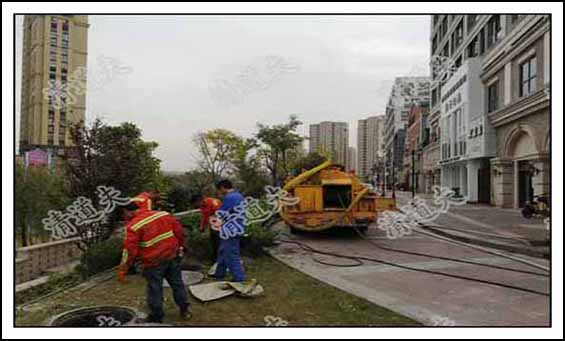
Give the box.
[117,264,128,284]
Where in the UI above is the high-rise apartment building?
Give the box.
[19,15,89,153]
[346,146,357,173]
[357,115,385,180]
[309,121,349,166]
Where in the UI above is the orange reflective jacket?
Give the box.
[199,197,222,230]
[121,193,185,268]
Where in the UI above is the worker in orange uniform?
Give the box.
[190,194,222,264]
[117,192,191,323]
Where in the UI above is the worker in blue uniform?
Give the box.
[213,179,246,282]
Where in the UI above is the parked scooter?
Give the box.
[521,194,550,219]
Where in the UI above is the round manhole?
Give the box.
[48,306,138,327]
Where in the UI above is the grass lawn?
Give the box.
[15,255,419,327]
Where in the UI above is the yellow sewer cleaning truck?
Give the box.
[281,160,397,233]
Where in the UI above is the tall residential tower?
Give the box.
[357,115,385,180]
[309,121,349,166]
[19,15,89,153]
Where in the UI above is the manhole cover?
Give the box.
[47,306,138,327]
[163,271,204,287]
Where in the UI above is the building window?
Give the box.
[478,28,486,55]
[520,56,537,97]
[487,81,499,113]
[451,21,464,54]
[442,44,450,58]
[467,35,479,58]
[510,15,522,27]
[432,35,438,54]
[467,15,478,32]
[441,17,448,38]
[455,55,463,69]
[486,15,501,49]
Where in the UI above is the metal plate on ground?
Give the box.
[163,271,204,287]
[189,282,236,302]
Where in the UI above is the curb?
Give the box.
[420,225,550,260]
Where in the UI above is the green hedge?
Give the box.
[76,237,123,278]
[180,214,279,260]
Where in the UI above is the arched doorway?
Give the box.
[507,130,538,207]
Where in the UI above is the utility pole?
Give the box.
[382,157,387,197]
[411,149,416,198]
[392,135,396,200]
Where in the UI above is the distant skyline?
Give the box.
[15,15,430,171]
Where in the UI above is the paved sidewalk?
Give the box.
[269,224,550,326]
[393,191,550,258]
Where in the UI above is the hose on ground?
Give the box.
[277,238,549,297]
[413,226,550,272]
[354,228,548,277]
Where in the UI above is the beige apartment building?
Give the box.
[482,15,550,208]
[19,15,89,153]
[429,14,550,207]
[357,115,385,180]
[309,121,349,166]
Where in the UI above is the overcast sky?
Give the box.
[15,15,431,172]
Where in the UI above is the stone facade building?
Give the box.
[430,15,550,206]
[405,102,430,193]
[384,77,430,188]
[482,15,550,208]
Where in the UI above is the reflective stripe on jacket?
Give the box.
[121,210,185,268]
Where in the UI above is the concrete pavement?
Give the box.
[269,222,550,326]
[394,191,550,258]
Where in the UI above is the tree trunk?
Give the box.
[21,221,29,247]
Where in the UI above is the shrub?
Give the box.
[241,222,279,257]
[76,237,123,278]
[180,214,212,261]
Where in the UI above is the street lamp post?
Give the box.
[392,135,397,199]
[412,149,416,198]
